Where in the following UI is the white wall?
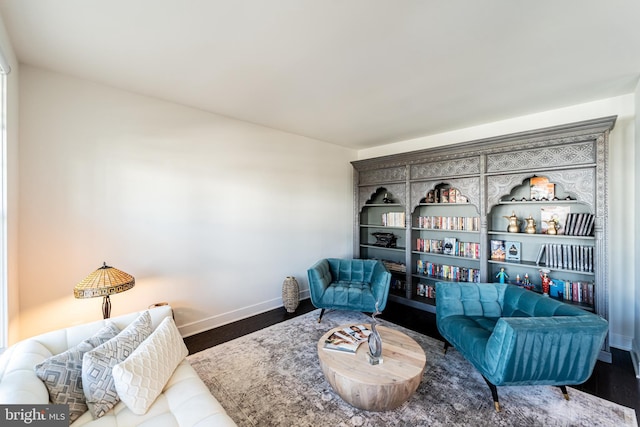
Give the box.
[358,96,637,351]
[18,66,355,339]
[0,14,19,346]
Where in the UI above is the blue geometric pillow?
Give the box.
[34,322,120,423]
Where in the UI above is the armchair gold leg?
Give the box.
[317,309,326,323]
[558,385,570,400]
[482,376,501,412]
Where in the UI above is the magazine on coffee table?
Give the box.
[323,325,371,354]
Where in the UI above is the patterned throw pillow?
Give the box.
[112,316,188,414]
[82,311,152,419]
[34,322,121,423]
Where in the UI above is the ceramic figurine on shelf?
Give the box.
[540,269,551,296]
[522,273,532,290]
[496,267,509,284]
[515,274,521,286]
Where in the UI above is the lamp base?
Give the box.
[102,295,111,319]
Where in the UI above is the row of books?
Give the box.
[381,212,406,227]
[382,260,406,273]
[415,216,479,231]
[552,280,594,305]
[322,325,371,354]
[416,260,481,282]
[416,238,480,259]
[564,213,595,236]
[417,283,435,298]
[425,187,468,204]
[536,243,594,272]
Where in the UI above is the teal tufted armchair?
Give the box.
[436,281,608,411]
[307,258,392,322]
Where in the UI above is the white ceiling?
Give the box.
[1,0,640,149]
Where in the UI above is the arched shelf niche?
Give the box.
[486,170,595,214]
[358,184,405,213]
[410,178,480,215]
[487,175,593,236]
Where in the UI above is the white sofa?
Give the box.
[0,306,236,426]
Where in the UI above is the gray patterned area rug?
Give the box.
[187,309,637,427]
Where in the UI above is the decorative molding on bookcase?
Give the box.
[410,157,480,179]
[486,141,595,173]
[359,166,406,186]
[358,183,406,210]
[486,173,530,210]
[546,169,595,211]
[352,116,616,172]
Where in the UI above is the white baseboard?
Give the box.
[178,289,311,338]
[632,338,640,379]
[609,332,633,351]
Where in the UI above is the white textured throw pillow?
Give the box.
[112,316,188,415]
[82,311,152,419]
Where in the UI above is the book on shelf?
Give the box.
[381,212,405,227]
[535,244,546,266]
[382,260,406,273]
[538,243,594,272]
[443,237,457,255]
[440,188,449,203]
[540,205,571,234]
[505,241,521,262]
[416,216,479,231]
[490,240,506,260]
[449,188,457,203]
[323,325,371,354]
[564,212,595,236]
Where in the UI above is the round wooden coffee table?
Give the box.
[317,324,426,411]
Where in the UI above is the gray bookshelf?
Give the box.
[352,116,616,362]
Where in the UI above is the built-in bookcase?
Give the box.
[352,116,616,362]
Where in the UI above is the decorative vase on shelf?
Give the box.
[367,302,383,365]
[503,212,520,233]
[282,276,299,313]
[524,216,537,234]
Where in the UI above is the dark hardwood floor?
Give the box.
[184,299,640,422]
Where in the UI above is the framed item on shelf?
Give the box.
[530,177,555,201]
[540,205,571,234]
[505,241,521,262]
[490,240,506,261]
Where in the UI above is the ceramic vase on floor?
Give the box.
[282,276,299,313]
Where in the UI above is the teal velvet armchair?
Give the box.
[307,258,391,322]
[436,281,608,411]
